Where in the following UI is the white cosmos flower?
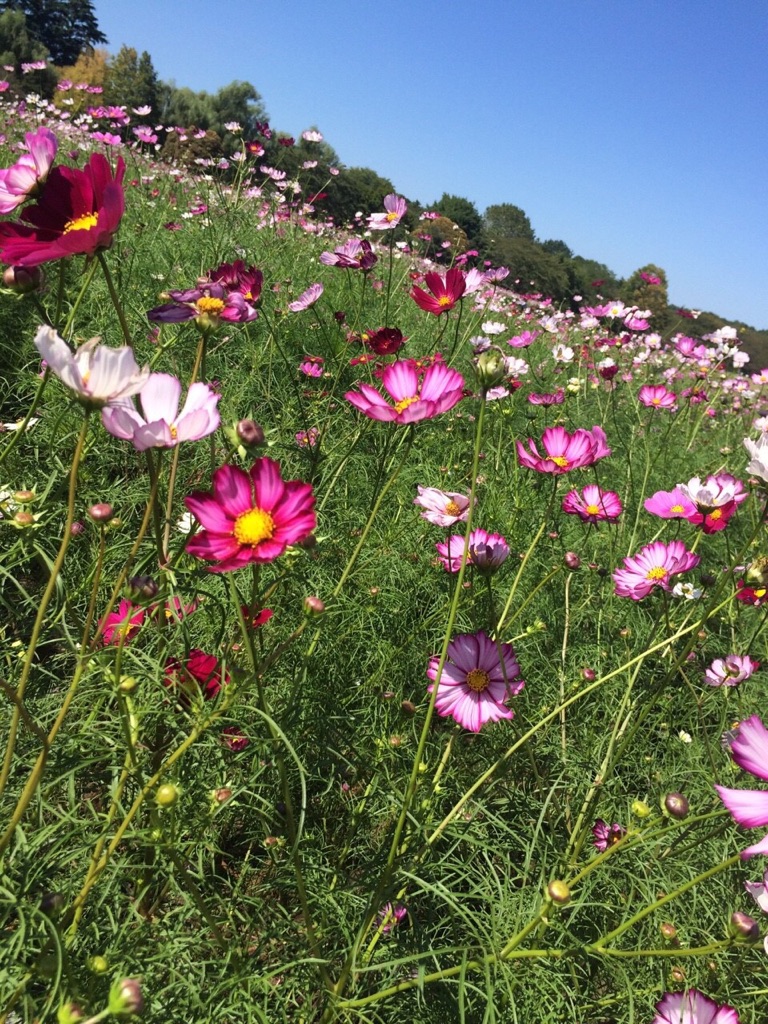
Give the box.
[35,326,149,408]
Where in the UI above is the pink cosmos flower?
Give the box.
[288,282,323,312]
[561,485,622,523]
[414,486,470,526]
[0,127,58,213]
[591,819,625,852]
[319,238,377,270]
[704,655,759,688]
[716,715,768,858]
[527,388,564,405]
[185,458,316,572]
[164,649,230,702]
[678,473,747,534]
[427,630,524,732]
[410,267,466,316]
[376,901,407,934]
[638,384,676,409]
[367,193,407,230]
[299,356,324,377]
[34,326,149,408]
[652,989,741,1024]
[612,540,700,600]
[101,599,145,645]
[147,281,257,327]
[345,361,465,423]
[644,488,697,520]
[438,529,510,573]
[101,373,220,450]
[296,427,319,448]
[745,868,768,914]
[516,425,611,474]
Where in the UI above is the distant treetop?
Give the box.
[0,0,107,66]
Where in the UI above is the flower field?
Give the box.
[1,94,768,1024]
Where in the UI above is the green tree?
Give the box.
[482,202,535,244]
[0,9,55,95]
[432,193,483,249]
[623,263,672,330]
[0,0,106,66]
[540,238,573,258]
[158,79,266,143]
[104,45,159,117]
[411,215,468,261]
[322,166,395,226]
[488,237,570,300]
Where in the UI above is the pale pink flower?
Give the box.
[288,283,323,312]
[745,868,768,914]
[0,127,58,213]
[704,655,759,688]
[367,193,407,230]
[101,373,220,450]
[612,540,700,600]
[35,326,149,408]
[414,486,470,526]
[716,715,768,858]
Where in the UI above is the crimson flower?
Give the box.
[362,327,407,356]
[208,260,263,305]
[0,153,125,266]
[410,267,466,315]
[164,649,230,702]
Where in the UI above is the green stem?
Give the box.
[97,251,133,347]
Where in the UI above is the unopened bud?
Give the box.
[108,977,144,1017]
[700,573,716,587]
[56,1002,84,1024]
[13,489,35,503]
[118,676,138,694]
[236,418,265,447]
[729,911,759,942]
[563,551,581,571]
[3,264,44,293]
[128,575,158,600]
[663,792,690,820]
[13,510,35,527]
[88,502,114,522]
[582,667,596,682]
[70,520,85,536]
[400,700,416,715]
[214,787,233,804]
[88,955,109,974]
[547,879,571,905]
[632,799,651,818]
[303,595,325,616]
[474,348,507,390]
[670,966,685,983]
[660,922,678,941]
[40,891,64,917]
[155,783,178,808]
[297,532,317,550]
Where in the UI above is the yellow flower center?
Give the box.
[394,395,418,414]
[386,211,399,221]
[195,296,225,314]
[63,212,98,233]
[651,397,661,405]
[551,456,569,468]
[233,507,275,546]
[756,588,766,598]
[585,504,600,515]
[646,566,668,581]
[465,669,490,693]
[670,504,684,514]
[445,500,461,516]
[169,424,178,439]
[709,508,722,521]
[437,295,452,307]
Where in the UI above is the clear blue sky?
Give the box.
[93,0,768,328]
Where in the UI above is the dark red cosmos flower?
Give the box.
[363,327,407,356]
[735,580,768,607]
[164,649,230,702]
[410,267,466,315]
[208,260,263,305]
[0,153,125,266]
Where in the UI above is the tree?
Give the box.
[321,167,395,226]
[482,203,535,244]
[104,46,159,117]
[52,47,107,111]
[0,0,107,66]
[158,79,267,145]
[540,238,573,258]
[0,8,55,95]
[623,263,672,330]
[432,194,483,249]
[411,216,468,261]
[487,237,570,301]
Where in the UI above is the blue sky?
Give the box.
[93,0,768,328]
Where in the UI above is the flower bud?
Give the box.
[108,977,144,1017]
[236,418,265,447]
[632,799,651,818]
[547,880,571,905]
[70,521,85,536]
[56,1002,84,1024]
[3,264,44,293]
[582,668,596,682]
[474,348,507,390]
[663,792,690,820]
[155,783,178,808]
[746,556,768,587]
[88,954,110,974]
[670,967,685,983]
[88,502,114,522]
[13,489,35,503]
[13,510,35,527]
[699,572,716,587]
[40,891,64,917]
[564,551,581,570]
[660,922,678,941]
[214,787,233,804]
[400,700,416,715]
[118,676,138,694]
[729,911,760,942]
[129,575,158,600]
[297,532,317,550]
[303,595,325,616]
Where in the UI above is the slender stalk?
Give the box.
[97,251,133,347]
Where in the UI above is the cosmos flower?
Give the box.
[184,458,316,572]
[288,282,323,312]
[0,152,125,266]
[101,599,145,645]
[516,425,611,475]
[651,990,740,1024]
[319,238,377,270]
[638,384,676,409]
[34,326,149,408]
[678,473,747,533]
[362,327,407,356]
[591,819,625,852]
[147,281,257,329]
[208,260,263,305]
[527,388,565,405]
[744,434,768,483]
[612,540,700,600]
[745,868,768,914]
[643,488,697,520]
[716,715,768,858]
[410,267,466,315]
[704,655,759,688]
[0,126,58,213]
[164,649,230,702]
[414,486,471,527]
[427,630,524,732]
[101,373,220,450]
[367,193,407,230]
[561,485,622,523]
[345,360,465,423]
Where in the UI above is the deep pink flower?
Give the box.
[0,152,125,266]
[644,488,697,520]
[438,529,509,574]
[410,267,466,315]
[561,485,622,523]
[319,238,377,270]
[221,726,250,751]
[0,127,58,213]
[716,715,768,858]
[345,360,465,423]
[164,649,230,702]
[704,654,759,688]
[427,630,524,732]
[591,819,625,852]
[185,458,316,572]
[376,901,407,934]
[735,580,768,607]
[516,425,611,474]
[101,599,145,645]
[638,384,676,409]
[414,486,470,527]
[652,989,741,1024]
[367,193,407,230]
[296,427,319,448]
[612,540,700,600]
[102,373,220,450]
[527,388,564,405]
[208,260,263,305]
[299,355,324,377]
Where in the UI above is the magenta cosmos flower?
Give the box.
[516,425,611,474]
[638,384,676,409]
[716,715,768,858]
[612,540,700,600]
[652,989,741,1024]
[427,630,524,732]
[591,819,625,852]
[561,485,622,523]
[410,267,466,315]
[185,458,316,572]
[102,373,220,450]
[367,193,407,230]
[436,529,509,574]
[0,152,125,266]
[101,599,145,645]
[35,326,149,407]
[0,126,58,213]
[345,361,465,423]
[644,487,697,520]
[704,654,759,688]
[147,281,257,329]
[414,485,470,526]
[319,238,377,270]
